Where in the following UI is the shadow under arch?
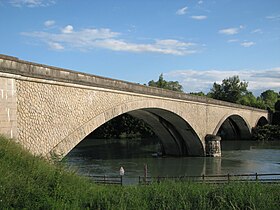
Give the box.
[49,101,205,159]
[214,114,251,141]
[256,116,269,127]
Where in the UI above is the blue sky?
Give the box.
[1,0,279,96]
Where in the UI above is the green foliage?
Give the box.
[239,92,266,109]
[208,75,248,103]
[272,112,280,126]
[271,100,280,125]
[260,90,279,111]
[275,100,280,112]
[252,125,280,141]
[205,76,279,110]
[148,73,183,92]
[0,135,97,209]
[1,135,280,209]
[189,91,206,97]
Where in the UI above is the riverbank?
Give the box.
[0,136,279,209]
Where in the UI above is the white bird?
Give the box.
[119,167,125,176]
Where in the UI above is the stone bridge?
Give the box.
[0,55,268,158]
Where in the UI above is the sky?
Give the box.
[0,0,280,96]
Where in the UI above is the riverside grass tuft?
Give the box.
[0,135,279,209]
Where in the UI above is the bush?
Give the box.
[252,125,280,141]
[272,112,280,125]
[275,100,280,112]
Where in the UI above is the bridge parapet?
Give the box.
[0,54,266,113]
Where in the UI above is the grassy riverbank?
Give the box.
[0,136,279,209]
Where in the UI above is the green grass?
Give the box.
[0,135,279,209]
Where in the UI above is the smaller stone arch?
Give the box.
[256,116,269,127]
[213,114,251,141]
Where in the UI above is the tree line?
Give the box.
[189,75,279,111]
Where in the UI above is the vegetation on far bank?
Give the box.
[252,125,280,141]
[0,135,280,209]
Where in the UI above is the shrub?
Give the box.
[252,125,280,141]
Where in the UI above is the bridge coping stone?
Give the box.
[0,54,266,113]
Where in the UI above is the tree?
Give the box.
[238,92,266,109]
[275,100,280,112]
[260,90,279,111]
[148,74,183,92]
[238,92,257,106]
[208,75,248,103]
[272,100,280,125]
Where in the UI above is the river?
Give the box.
[65,138,280,184]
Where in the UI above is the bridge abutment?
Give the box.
[0,76,18,139]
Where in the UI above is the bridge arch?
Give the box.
[49,100,204,158]
[213,114,251,140]
[256,116,269,127]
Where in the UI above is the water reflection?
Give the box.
[65,139,280,184]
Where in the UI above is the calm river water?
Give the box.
[65,139,280,184]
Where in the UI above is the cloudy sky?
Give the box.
[1,0,279,96]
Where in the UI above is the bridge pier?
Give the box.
[205,134,221,157]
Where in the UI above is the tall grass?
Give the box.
[0,135,279,209]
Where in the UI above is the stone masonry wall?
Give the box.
[16,79,150,156]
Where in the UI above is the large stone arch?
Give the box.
[213,114,251,140]
[48,100,204,159]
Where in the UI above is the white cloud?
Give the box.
[266,14,280,21]
[191,15,207,20]
[219,26,244,35]
[165,68,280,95]
[219,27,240,35]
[22,25,199,55]
[176,6,188,15]
[48,42,64,50]
[227,39,239,43]
[9,0,55,7]
[198,1,203,4]
[239,25,245,29]
[62,25,74,34]
[240,41,255,47]
[44,20,55,27]
[251,29,262,34]
[95,39,195,55]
